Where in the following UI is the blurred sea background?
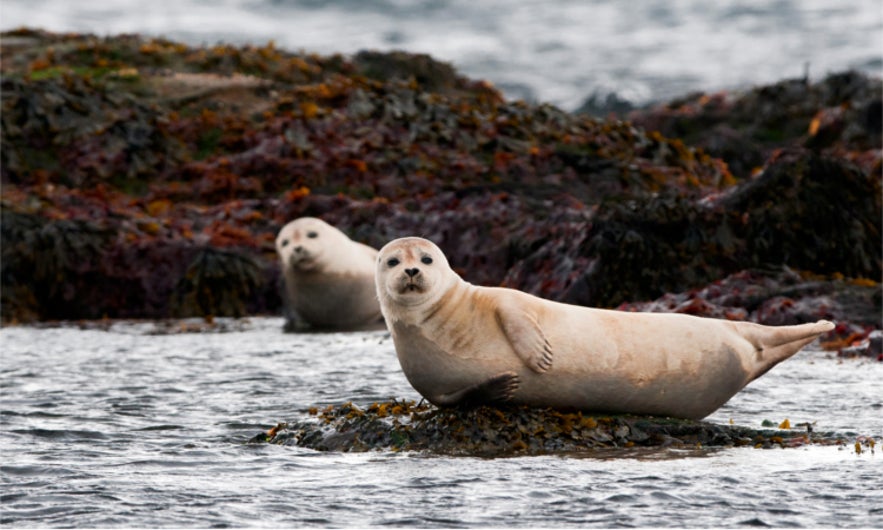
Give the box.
[1,0,881,111]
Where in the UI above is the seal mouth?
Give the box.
[290,256,317,272]
[397,279,425,295]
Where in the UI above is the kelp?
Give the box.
[173,247,265,318]
[1,210,112,320]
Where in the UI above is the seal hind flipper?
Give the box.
[742,319,835,378]
[496,305,553,373]
[432,372,520,407]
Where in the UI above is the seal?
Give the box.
[375,237,835,419]
[275,217,383,331]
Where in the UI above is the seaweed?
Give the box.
[1,29,880,329]
[174,247,265,318]
[250,400,873,456]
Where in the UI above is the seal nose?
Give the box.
[294,245,304,253]
[405,268,420,278]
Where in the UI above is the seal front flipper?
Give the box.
[496,305,553,373]
[432,371,520,407]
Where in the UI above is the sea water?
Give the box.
[2,318,881,527]
[1,0,880,111]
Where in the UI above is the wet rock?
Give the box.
[351,50,499,101]
[717,148,881,280]
[0,209,279,321]
[574,91,637,118]
[619,267,881,328]
[249,400,856,456]
[835,330,883,361]
[556,148,881,308]
[629,71,883,178]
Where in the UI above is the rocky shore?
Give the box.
[1,29,880,359]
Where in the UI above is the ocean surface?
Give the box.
[1,318,881,528]
[1,0,881,111]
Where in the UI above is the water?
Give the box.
[1,0,880,110]
[1,318,881,528]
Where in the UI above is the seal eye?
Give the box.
[307,231,318,239]
[280,239,289,247]
[387,257,400,268]
[421,256,433,265]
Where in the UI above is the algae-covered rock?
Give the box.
[1,29,880,331]
[619,267,881,327]
[627,71,882,179]
[718,148,881,279]
[0,208,280,321]
[249,400,855,456]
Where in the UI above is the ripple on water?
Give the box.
[9,428,108,441]
[1,465,80,477]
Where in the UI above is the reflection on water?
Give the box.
[1,318,880,527]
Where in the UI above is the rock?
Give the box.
[248,400,854,456]
[836,330,883,361]
[628,71,883,179]
[0,29,880,333]
[619,267,881,328]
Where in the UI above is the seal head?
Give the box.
[276,217,334,273]
[376,237,457,319]
[276,217,383,331]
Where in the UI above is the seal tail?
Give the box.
[743,319,835,378]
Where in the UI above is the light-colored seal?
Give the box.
[275,217,383,331]
[375,237,835,419]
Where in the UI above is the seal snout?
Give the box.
[401,272,424,293]
[395,267,427,295]
[287,245,318,271]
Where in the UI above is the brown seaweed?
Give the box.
[1,29,880,335]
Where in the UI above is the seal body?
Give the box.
[276,217,383,331]
[375,237,835,419]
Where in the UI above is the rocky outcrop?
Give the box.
[1,29,880,339]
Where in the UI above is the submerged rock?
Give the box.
[248,400,857,456]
